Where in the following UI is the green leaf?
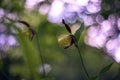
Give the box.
[74,22,84,43]
[99,62,114,75]
[17,30,41,80]
[89,76,98,80]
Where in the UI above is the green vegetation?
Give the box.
[0,0,119,80]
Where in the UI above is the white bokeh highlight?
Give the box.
[39,64,52,74]
[48,0,64,23]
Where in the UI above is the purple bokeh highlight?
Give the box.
[86,14,120,63]
[48,0,102,24]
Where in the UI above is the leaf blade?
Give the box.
[74,22,84,43]
[99,62,114,75]
[17,30,41,80]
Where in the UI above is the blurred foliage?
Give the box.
[0,0,25,13]
[0,0,120,80]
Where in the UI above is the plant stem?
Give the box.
[73,37,89,79]
[77,46,89,79]
[36,34,46,77]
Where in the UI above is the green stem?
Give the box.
[77,46,90,79]
[73,36,89,79]
[36,34,46,77]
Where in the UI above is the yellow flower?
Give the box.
[58,34,72,47]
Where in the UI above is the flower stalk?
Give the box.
[61,19,89,79]
[72,36,90,79]
[35,31,46,77]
